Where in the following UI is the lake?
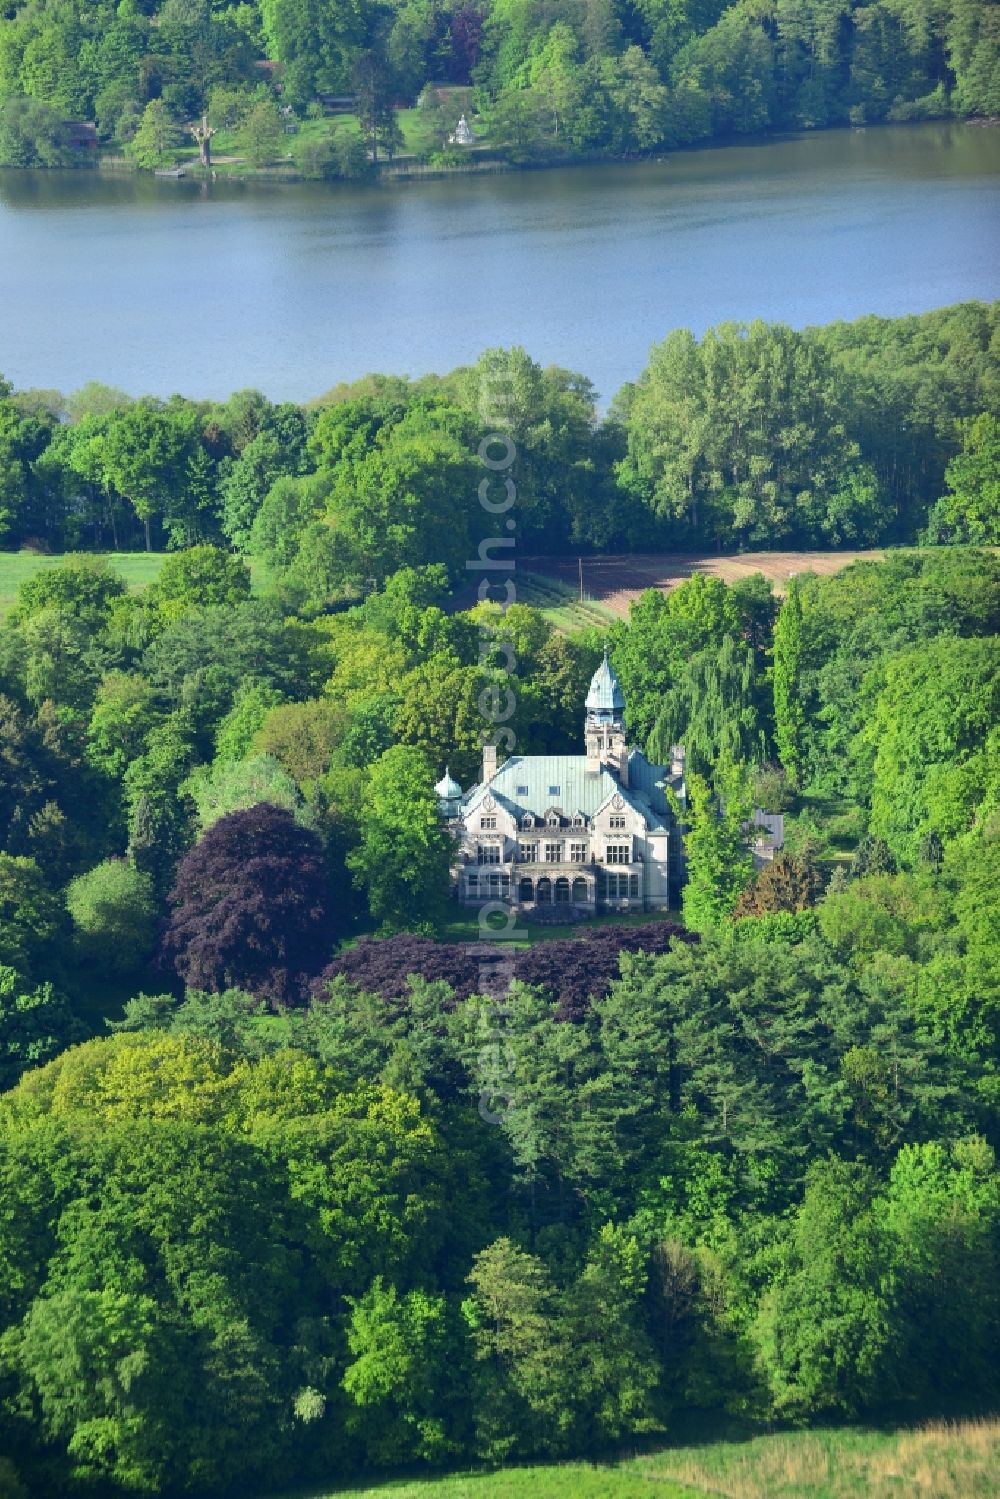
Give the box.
[1,122,998,405]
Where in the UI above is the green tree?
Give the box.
[463,1238,571,1459]
[0,95,72,167]
[126,99,182,169]
[865,635,1000,864]
[564,1224,660,1442]
[252,698,346,785]
[10,556,126,632]
[343,1279,463,1464]
[880,1136,1000,1404]
[238,98,287,166]
[681,770,753,933]
[183,754,305,832]
[86,671,161,781]
[66,858,157,978]
[0,855,68,980]
[82,401,207,550]
[772,576,807,787]
[619,321,877,547]
[926,413,1000,544]
[348,746,454,932]
[148,545,252,614]
[648,633,768,775]
[0,964,82,1092]
[352,50,403,163]
[755,1158,897,1416]
[213,679,286,763]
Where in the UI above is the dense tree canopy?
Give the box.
[2,0,996,173]
[0,319,997,1494]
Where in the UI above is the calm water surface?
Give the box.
[1,123,998,403]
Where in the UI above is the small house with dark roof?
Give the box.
[438,651,686,916]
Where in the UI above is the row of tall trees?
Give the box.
[2,304,998,562]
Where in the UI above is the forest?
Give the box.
[0,308,998,1491]
[0,0,998,171]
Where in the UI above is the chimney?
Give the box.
[619,746,630,788]
[482,743,497,781]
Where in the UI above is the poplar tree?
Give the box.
[680,770,753,933]
[772,576,807,788]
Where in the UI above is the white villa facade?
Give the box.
[436,652,687,916]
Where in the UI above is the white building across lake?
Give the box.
[436,651,687,917]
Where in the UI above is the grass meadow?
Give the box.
[0,550,167,618]
[269,1417,1000,1499]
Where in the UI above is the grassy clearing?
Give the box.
[638,1416,1000,1497]
[265,1417,1000,1499]
[518,571,619,635]
[0,551,273,619]
[0,550,167,618]
[175,107,461,177]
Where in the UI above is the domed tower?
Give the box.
[434,767,463,818]
[585,647,629,782]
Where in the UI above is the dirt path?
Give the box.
[521,550,886,616]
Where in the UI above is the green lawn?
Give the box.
[264,1417,1000,1498]
[175,104,471,176]
[437,908,680,945]
[0,550,273,619]
[0,550,167,619]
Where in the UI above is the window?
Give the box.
[477,844,500,865]
[520,843,538,863]
[467,873,478,894]
[547,815,560,827]
[569,843,587,862]
[516,784,529,796]
[603,872,630,900]
[521,815,534,829]
[548,785,560,796]
[572,816,584,827]
[544,843,562,863]
[609,815,626,830]
[606,843,630,865]
[479,816,497,830]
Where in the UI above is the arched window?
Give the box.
[572,876,588,904]
[519,877,533,902]
[536,877,552,903]
[555,876,570,904]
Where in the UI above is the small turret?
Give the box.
[435,767,463,818]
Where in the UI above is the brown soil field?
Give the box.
[522,549,887,617]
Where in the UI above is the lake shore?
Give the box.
[61,113,998,190]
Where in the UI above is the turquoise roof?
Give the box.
[585,649,625,715]
[435,767,462,799]
[462,753,675,833]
